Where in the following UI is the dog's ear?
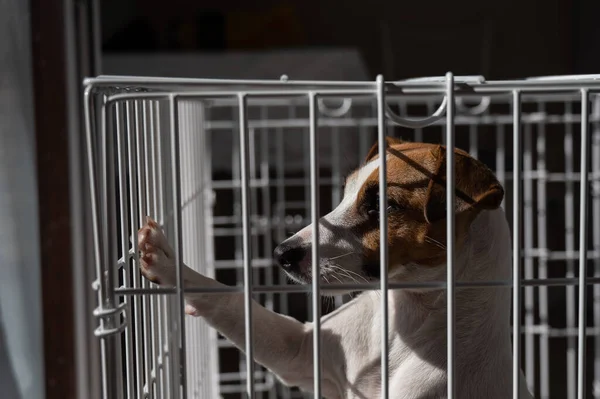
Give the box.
[364,136,403,163]
[424,146,504,223]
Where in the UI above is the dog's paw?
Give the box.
[138,216,176,286]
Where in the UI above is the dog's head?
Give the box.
[273,138,504,293]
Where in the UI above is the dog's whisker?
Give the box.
[327,251,356,261]
[330,264,370,284]
[425,235,447,250]
[327,264,381,299]
[329,273,344,285]
[334,265,383,299]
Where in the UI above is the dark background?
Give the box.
[98,0,599,79]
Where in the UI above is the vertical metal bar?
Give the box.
[106,101,125,399]
[127,101,144,397]
[247,123,263,395]
[513,90,523,399]
[187,101,195,398]
[116,102,135,399]
[564,100,577,399]
[194,102,202,399]
[375,75,389,399]
[445,72,456,399]
[153,100,167,399]
[157,100,173,399]
[197,102,207,399]
[83,88,105,398]
[188,101,196,398]
[522,123,536,395]
[183,100,193,399]
[84,88,107,398]
[238,93,255,397]
[161,101,177,399]
[591,96,600,399]
[302,102,314,324]
[148,100,161,397]
[98,99,109,399]
[99,99,111,399]
[309,92,322,399]
[577,88,590,399]
[230,105,246,389]
[188,101,196,399]
[181,101,189,399]
[82,86,102,399]
[140,101,153,396]
[169,298,179,399]
[134,100,153,396]
[169,95,188,399]
[535,102,550,399]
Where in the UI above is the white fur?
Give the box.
[137,157,535,399]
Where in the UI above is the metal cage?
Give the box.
[83,73,600,399]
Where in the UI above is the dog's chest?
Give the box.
[329,297,441,399]
[341,345,445,399]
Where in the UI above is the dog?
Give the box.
[137,137,535,399]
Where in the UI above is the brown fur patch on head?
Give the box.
[364,136,404,163]
[353,139,504,274]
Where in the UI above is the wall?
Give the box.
[101,0,574,79]
[0,0,45,398]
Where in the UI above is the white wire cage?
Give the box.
[83,73,600,399]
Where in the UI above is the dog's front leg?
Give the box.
[137,217,342,397]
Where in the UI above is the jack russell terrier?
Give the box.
[137,137,534,399]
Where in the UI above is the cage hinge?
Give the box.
[93,302,128,338]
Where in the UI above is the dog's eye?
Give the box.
[366,192,402,218]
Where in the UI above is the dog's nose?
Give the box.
[274,245,306,270]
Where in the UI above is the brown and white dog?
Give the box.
[137,138,534,399]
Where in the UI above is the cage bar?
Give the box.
[564,99,578,398]
[523,123,536,395]
[146,99,161,397]
[535,102,550,399]
[115,102,135,399]
[169,95,188,399]
[376,74,390,399]
[577,89,590,399]
[593,96,600,399]
[98,98,110,398]
[153,100,168,399]
[445,72,456,399]
[138,100,153,397]
[102,99,125,398]
[238,93,255,397]
[513,90,523,399]
[309,91,323,398]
